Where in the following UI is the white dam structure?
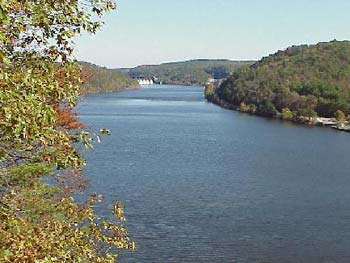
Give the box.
[136,78,154,85]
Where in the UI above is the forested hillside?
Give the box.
[206,41,350,120]
[120,59,254,86]
[81,62,139,93]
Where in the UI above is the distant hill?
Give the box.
[80,62,139,94]
[119,59,254,86]
[206,40,350,119]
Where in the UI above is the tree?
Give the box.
[258,101,278,117]
[204,83,215,97]
[335,110,346,124]
[298,108,318,120]
[239,102,249,112]
[0,1,134,262]
[281,108,294,120]
[247,103,257,114]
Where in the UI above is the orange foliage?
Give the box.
[53,104,85,129]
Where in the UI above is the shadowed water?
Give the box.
[77,85,350,263]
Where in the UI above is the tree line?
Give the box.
[81,62,139,94]
[122,59,254,86]
[206,41,350,122]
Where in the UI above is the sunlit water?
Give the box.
[77,85,350,263]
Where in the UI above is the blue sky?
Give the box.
[75,0,350,68]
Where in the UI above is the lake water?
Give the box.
[77,85,350,263]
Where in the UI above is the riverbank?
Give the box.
[82,84,140,95]
[205,93,350,132]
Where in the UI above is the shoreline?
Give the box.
[205,93,350,132]
[81,84,140,95]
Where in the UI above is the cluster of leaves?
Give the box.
[80,62,139,94]
[0,1,134,262]
[212,41,350,119]
[123,59,254,86]
[204,84,215,97]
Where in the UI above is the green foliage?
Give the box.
[298,108,318,119]
[204,84,215,97]
[281,108,294,120]
[100,128,111,136]
[248,104,257,114]
[239,102,256,114]
[123,59,254,86]
[239,102,248,112]
[81,62,139,94]
[0,1,134,262]
[335,110,346,123]
[258,101,278,117]
[214,41,350,119]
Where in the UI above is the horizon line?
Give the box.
[79,57,258,70]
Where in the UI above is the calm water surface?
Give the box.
[77,85,350,263]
